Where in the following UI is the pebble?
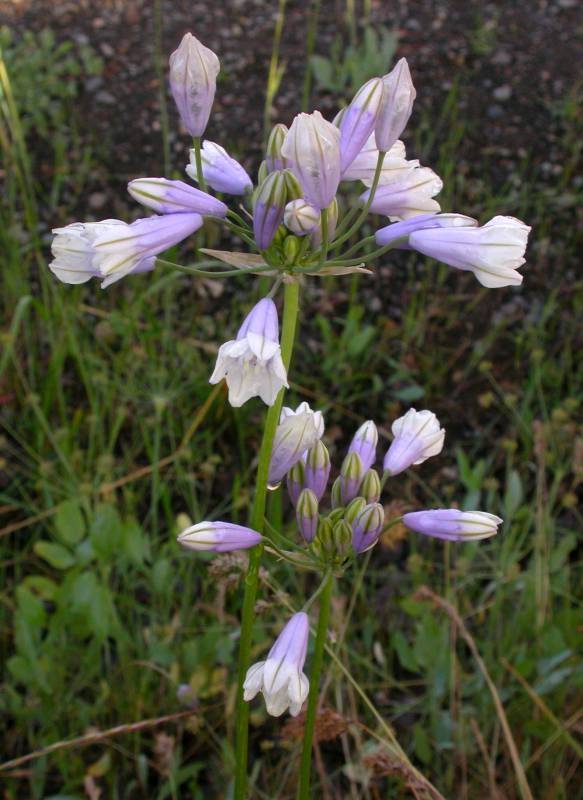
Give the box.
[493,85,512,101]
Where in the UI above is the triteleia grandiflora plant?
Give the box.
[49,32,530,799]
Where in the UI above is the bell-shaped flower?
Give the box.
[348,420,378,473]
[243,612,310,717]
[296,488,319,542]
[50,213,203,288]
[339,77,384,173]
[383,408,445,476]
[351,502,384,553]
[128,178,227,217]
[266,123,289,172]
[342,134,413,185]
[186,141,252,195]
[209,297,287,407]
[284,199,320,236]
[375,58,416,153]
[268,403,324,487]
[408,215,531,288]
[281,110,341,209]
[169,33,220,137]
[253,171,287,249]
[177,521,261,552]
[403,509,503,542]
[376,212,478,248]
[361,166,443,220]
[304,440,331,501]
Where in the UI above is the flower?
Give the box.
[266,123,289,172]
[348,420,378,473]
[375,213,478,248]
[268,403,324,486]
[303,440,331,501]
[339,77,384,174]
[361,166,443,220]
[209,297,288,407]
[342,135,414,185]
[375,58,416,153]
[286,460,305,507]
[360,469,381,503]
[128,178,227,217]
[337,451,363,505]
[403,510,503,541]
[253,170,288,250]
[383,409,445,476]
[169,33,220,137]
[186,141,252,195]
[296,488,319,542]
[408,215,531,288]
[281,111,341,209]
[283,199,320,236]
[243,612,310,717]
[351,502,384,553]
[177,521,261,551]
[49,214,203,288]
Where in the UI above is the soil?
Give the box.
[1,0,580,210]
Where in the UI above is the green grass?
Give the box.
[1,20,582,800]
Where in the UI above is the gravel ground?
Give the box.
[1,0,580,192]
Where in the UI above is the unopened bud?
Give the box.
[348,420,378,473]
[344,497,366,525]
[284,199,320,236]
[331,476,342,509]
[253,171,287,250]
[314,516,335,558]
[351,503,384,553]
[283,169,303,201]
[339,451,363,505]
[257,160,268,185]
[296,488,319,543]
[287,460,305,507]
[333,520,352,557]
[360,468,381,503]
[304,441,331,500]
[266,123,289,172]
[283,235,301,265]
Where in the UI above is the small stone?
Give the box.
[88,192,107,210]
[493,85,512,101]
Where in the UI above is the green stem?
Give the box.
[297,570,334,800]
[233,279,301,800]
[330,151,386,250]
[318,207,329,269]
[192,137,207,193]
[155,258,274,279]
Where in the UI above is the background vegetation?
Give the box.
[0,1,581,797]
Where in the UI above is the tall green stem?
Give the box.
[192,136,207,193]
[297,570,333,799]
[233,279,301,800]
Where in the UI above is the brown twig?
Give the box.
[0,710,194,773]
[414,586,534,800]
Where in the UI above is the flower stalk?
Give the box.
[233,278,300,800]
[297,570,334,800]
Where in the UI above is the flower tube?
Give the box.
[361,166,443,220]
[177,521,261,552]
[50,213,203,288]
[209,298,288,407]
[169,32,220,137]
[375,213,478,248]
[403,510,503,541]
[186,141,252,195]
[408,216,531,288]
[383,409,445,476]
[339,77,384,173]
[348,420,378,473]
[243,612,310,717]
[375,58,416,153]
[128,178,227,217]
[281,111,341,209]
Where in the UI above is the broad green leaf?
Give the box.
[34,541,75,570]
[54,499,86,545]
